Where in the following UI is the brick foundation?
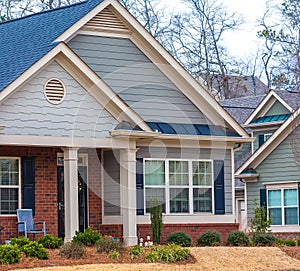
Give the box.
[273,232,300,241]
[138,223,239,244]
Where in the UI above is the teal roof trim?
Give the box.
[250,114,290,124]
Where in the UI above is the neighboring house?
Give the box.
[228,90,300,237]
[201,74,269,100]
[0,0,251,245]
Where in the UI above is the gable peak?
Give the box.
[81,4,131,34]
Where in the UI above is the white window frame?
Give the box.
[267,187,299,226]
[264,133,272,142]
[144,158,214,215]
[0,157,21,216]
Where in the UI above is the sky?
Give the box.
[162,0,281,58]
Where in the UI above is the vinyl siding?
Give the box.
[246,134,300,221]
[68,35,210,125]
[265,101,290,116]
[252,129,277,152]
[137,147,233,214]
[0,61,118,138]
[103,150,120,216]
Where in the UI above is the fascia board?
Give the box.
[236,110,300,175]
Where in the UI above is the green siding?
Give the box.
[247,133,300,222]
[265,101,290,116]
[252,129,277,152]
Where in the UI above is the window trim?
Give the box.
[0,157,21,216]
[267,187,299,226]
[143,158,214,215]
[264,133,272,142]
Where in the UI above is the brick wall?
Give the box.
[138,223,239,245]
[273,232,300,241]
[99,223,239,245]
[0,146,60,241]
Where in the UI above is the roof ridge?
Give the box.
[0,0,88,26]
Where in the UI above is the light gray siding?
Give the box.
[137,147,233,214]
[265,101,290,116]
[68,35,210,125]
[252,129,277,152]
[0,61,118,138]
[246,133,300,221]
[103,150,120,216]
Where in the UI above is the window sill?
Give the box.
[270,225,300,232]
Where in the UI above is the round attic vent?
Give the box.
[44,78,66,105]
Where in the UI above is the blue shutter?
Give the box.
[260,188,267,221]
[22,157,35,216]
[214,160,225,215]
[258,135,264,147]
[298,186,300,225]
[136,158,144,215]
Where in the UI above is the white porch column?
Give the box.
[120,148,138,246]
[63,147,79,243]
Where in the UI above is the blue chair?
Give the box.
[16,209,46,239]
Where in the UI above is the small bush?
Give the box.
[110,250,120,260]
[96,237,123,253]
[0,245,22,264]
[283,239,296,246]
[252,233,276,246]
[38,234,63,249]
[72,227,102,246]
[23,241,48,259]
[10,236,30,250]
[129,246,144,259]
[227,231,250,246]
[59,242,87,260]
[145,244,190,263]
[297,239,300,246]
[197,231,221,246]
[166,232,192,247]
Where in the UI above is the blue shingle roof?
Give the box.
[147,122,240,137]
[250,114,290,124]
[0,0,103,92]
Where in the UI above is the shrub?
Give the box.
[166,232,192,247]
[59,242,87,260]
[23,241,48,259]
[297,239,300,246]
[0,245,22,264]
[72,227,102,246]
[96,237,123,253]
[150,199,163,245]
[109,250,120,260]
[129,246,144,259]
[197,231,221,246]
[250,199,272,234]
[227,231,250,246]
[145,244,190,263]
[252,233,276,246]
[283,239,296,246]
[10,236,30,250]
[38,234,63,249]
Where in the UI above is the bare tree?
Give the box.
[258,0,300,91]
[119,0,173,46]
[165,0,244,98]
[0,0,82,21]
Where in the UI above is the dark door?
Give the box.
[57,166,88,238]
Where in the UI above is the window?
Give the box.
[268,188,298,225]
[0,158,20,215]
[144,159,213,214]
[264,133,272,141]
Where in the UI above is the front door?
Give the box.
[57,166,88,238]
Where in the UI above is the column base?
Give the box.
[123,235,138,246]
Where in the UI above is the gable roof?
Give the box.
[0,0,250,138]
[244,90,300,126]
[219,95,266,125]
[236,107,300,175]
[0,0,103,92]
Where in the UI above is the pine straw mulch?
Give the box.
[3,246,300,271]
